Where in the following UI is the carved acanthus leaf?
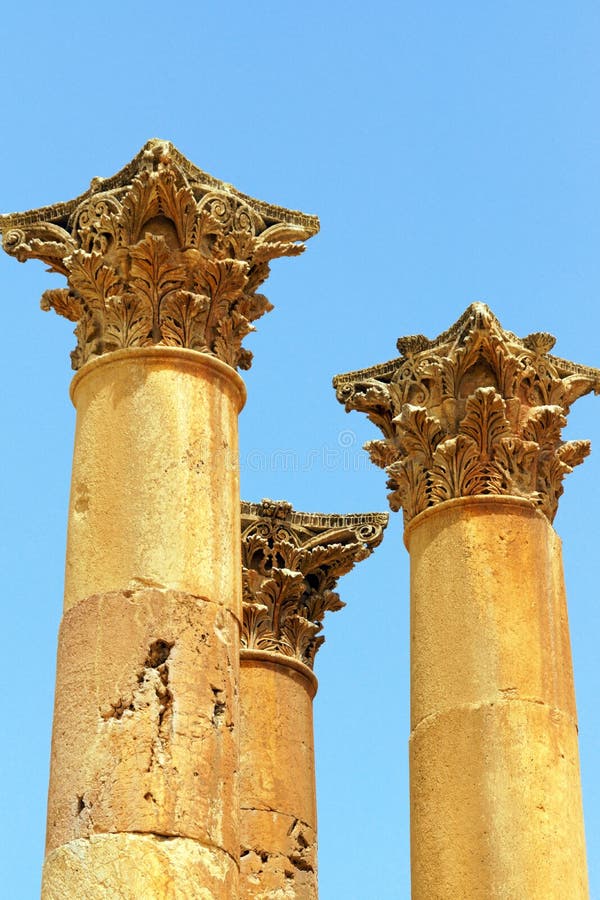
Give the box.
[387,457,429,518]
[154,175,202,248]
[280,615,322,666]
[396,405,445,465]
[160,291,209,350]
[40,288,82,322]
[104,295,153,351]
[68,250,121,309]
[240,500,388,668]
[459,387,510,460]
[365,438,400,470]
[242,598,271,652]
[430,434,492,503]
[213,310,254,370]
[493,436,538,498]
[522,406,566,450]
[0,139,319,370]
[555,440,591,479]
[305,589,345,621]
[333,303,600,523]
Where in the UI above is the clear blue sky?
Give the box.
[1,3,599,897]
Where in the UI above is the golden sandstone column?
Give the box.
[1,141,318,899]
[238,500,387,898]
[334,304,600,899]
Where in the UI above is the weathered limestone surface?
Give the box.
[407,497,587,899]
[47,589,238,856]
[65,348,245,612]
[333,304,600,899]
[407,498,577,725]
[239,500,387,898]
[240,655,318,899]
[44,345,245,895]
[0,142,319,899]
[42,834,238,899]
[42,346,246,895]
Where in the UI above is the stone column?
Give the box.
[334,304,600,899]
[1,140,318,900]
[238,500,387,898]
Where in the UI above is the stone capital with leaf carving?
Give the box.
[241,499,388,668]
[334,303,600,524]
[0,139,319,371]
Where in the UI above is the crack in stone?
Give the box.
[97,639,175,773]
[410,696,576,738]
[76,794,92,816]
[289,853,314,873]
[100,638,174,726]
[240,817,316,885]
[211,685,226,726]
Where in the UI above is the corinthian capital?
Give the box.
[0,139,319,370]
[334,303,600,524]
[241,499,388,668]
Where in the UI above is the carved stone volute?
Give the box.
[334,303,600,524]
[241,499,388,668]
[0,139,319,370]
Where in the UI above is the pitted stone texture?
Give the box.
[241,810,317,899]
[42,833,237,899]
[46,589,239,858]
[66,349,244,617]
[406,498,577,730]
[240,658,316,825]
[407,497,588,900]
[240,657,317,899]
[410,702,588,899]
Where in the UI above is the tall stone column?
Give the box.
[238,500,387,898]
[1,141,318,899]
[334,304,600,899]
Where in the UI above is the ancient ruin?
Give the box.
[2,141,599,898]
[334,303,600,898]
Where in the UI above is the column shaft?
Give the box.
[42,348,245,899]
[240,652,318,899]
[406,496,588,899]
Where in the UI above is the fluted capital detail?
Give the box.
[334,303,600,524]
[0,139,319,371]
[241,499,388,668]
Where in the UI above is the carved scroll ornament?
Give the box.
[334,303,600,524]
[241,500,388,668]
[0,140,319,370]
